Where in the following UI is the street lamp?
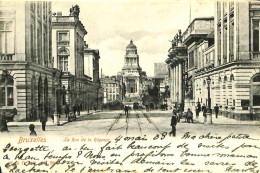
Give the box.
[206,76,211,112]
[206,76,212,124]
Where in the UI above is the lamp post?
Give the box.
[206,76,212,124]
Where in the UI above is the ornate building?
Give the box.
[121,40,144,105]
[52,5,94,111]
[166,30,187,110]
[0,1,59,121]
[194,1,260,120]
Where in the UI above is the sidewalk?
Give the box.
[7,110,99,127]
[194,112,260,125]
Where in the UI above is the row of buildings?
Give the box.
[101,39,169,109]
[0,2,102,121]
[166,1,260,120]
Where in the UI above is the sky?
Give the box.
[52,0,215,77]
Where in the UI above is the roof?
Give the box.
[126,40,137,49]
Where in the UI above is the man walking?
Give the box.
[195,102,201,119]
[214,104,219,118]
[202,104,207,124]
[170,111,178,137]
[186,108,194,123]
[40,114,47,131]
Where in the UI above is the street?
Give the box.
[2,110,260,139]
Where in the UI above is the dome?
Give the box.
[126,40,136,49]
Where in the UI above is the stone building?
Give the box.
[195,1,260,120]
[52,5,93,111]
[182,17,214,111]
[166,30,187,110]
[0,1,59,121]
[121,40,145,105]
[101,76,122,104]
[153,63,169,106]
[84,43,103,109]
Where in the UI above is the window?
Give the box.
[0,75,14,106]
[0,21,14,54]
[58,32,69,41]
[253,21,260,52]
[188,51,194,69]
[252,75,260,106]
[59,56,68,71]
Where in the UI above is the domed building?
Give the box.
[121,40,145,105]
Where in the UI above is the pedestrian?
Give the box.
[170,111,178,137]
[94,105,97,112]
[29,124,37,136]
[65,104,70,118]
[195,102,201,119]
[73,105,77,120]
[0,111,8,132]
[124,105,128,116]
[202,104,207,123]
[40,114,47,131]
[186,108,194,123]
[214,104,219,118]
[77,104,80,116]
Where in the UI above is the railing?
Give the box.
[57,40,70,46]
[0,54,14,61]
[251,52,260,60]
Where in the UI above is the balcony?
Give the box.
[57,40,70,46]
[0,54,14,61]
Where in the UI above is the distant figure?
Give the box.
[77,104,80,116]
[65,104,70,118]
[94,105,97,112]
[186,108,194,123]
[30,107,36,121]
[202,104,207,123]
[145,105,149,112]
[13,108,17,116]
[40,115,47,131]
[73,105,77,120]
[29,124,37,136]
[170,111,178,137]
[124,105,129,116]
[214,104,219,119]
[195,102,201,119]
[0,111,8,132]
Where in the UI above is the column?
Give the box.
[171,67,174,101]
[179,63,182,103]
[174,65,176,102]
[176,63,179,102]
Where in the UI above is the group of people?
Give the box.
[196,102,219,124]
[170,103,220,137]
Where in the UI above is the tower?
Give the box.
[122,40,142,104]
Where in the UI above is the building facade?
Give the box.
[84,43,103,109]
[195,1,260,120]
[0,1,60,121]
[101,76,122,104]
[182,17,214,112]
[52,5,94,111]
[166,30,187,110]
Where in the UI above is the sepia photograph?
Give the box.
[0,0,260,172]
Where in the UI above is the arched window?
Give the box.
[252,74,260,106]
[0,74,14,106]
[58,48,69,72]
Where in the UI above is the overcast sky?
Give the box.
[52,0,214,77]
